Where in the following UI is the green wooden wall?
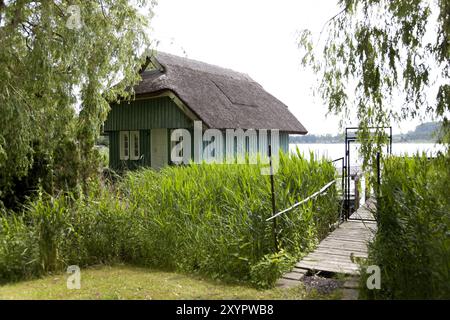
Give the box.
[105,97,290,170]
[106,97,193,170]
[109,129,289,171]
[104,96,193,131]
[109,130,152,171]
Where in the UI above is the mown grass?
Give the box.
[360,153,450,299]
[0,151,339,289]
[0,264,341,300]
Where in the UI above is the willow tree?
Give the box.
[299,0,449,160]
[0,1,155,207]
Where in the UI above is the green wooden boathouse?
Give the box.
[104,52,307,170]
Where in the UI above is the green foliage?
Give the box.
[0,210,40,282]
[360,154,450,299]
[0,1,155,208]
[250,250,295,289]
[299,0,450,160]
[0,153,339,287]
[0,182,138,282]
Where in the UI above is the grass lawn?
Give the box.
[0,264,341,300]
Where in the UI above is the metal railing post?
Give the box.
[268,145,278,252]
[331,157,345,223]
[376,151,381,196]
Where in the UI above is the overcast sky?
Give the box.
[150,0,424,135]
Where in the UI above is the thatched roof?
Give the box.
[133,52,307,134]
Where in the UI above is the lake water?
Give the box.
[290,143,446,206]
[289,143,446,166]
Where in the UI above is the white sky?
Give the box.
[149,0,425,135]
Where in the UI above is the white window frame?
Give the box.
[119,131,129,160]
[120,131,140,161]
[130,131,140,161]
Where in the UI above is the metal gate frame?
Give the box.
[344,127,392,221]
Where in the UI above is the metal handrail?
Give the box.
[331,157,345,222]
[332,157,344,163]
[266,179,337,221]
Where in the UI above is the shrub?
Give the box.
[250,249,295,289]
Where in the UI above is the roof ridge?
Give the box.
[153,51,256,82]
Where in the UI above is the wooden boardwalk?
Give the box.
[278,199,377,286]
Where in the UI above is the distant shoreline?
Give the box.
[289,122,441,145]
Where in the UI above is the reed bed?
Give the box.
[360,153,450,299]
[0,151,339,287]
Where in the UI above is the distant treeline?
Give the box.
[290,122,441,144]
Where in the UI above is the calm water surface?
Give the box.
[290,143,445,166]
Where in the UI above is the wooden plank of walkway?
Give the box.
[277,199,377,287]
[297,199,377,275]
